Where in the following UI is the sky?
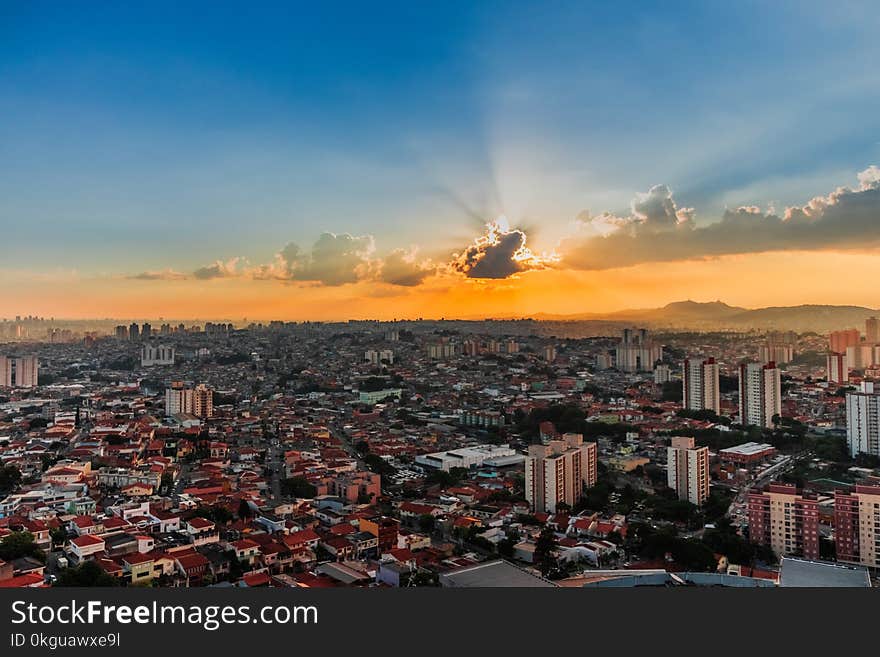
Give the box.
[2,1,880,320]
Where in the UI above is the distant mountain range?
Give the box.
[531,300,879,332]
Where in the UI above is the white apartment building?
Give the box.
[667,436,709,505]
[846,381,880,458]
[141,344,175,366]
[682,357,720,413]
[738,361,782,428]
[0,355,39,388]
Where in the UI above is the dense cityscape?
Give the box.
[0,310,878,588]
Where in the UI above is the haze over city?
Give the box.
[3,2,880,320]
[9,0,880,602]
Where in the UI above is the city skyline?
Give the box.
[4,2,880,320]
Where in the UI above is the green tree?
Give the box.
[418,514,435,533]
[280,476,317,498]
[238,498,254,519]
[533,526,558,577]
[55,561,118,587]
[0,531,45,562]
[0,465,22,494]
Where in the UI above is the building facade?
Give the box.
[748,483,819,560]
[666,436,709,505]
[738,361,782,428]
[525,433,598,513]
[682,357,720,414]
[827,352,848,384]
[615,328,663,373]
[0,355,39,388]
[835,484,880,568]
[846,381,880,458]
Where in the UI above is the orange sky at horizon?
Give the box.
[2,250,879,321]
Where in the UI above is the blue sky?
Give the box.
[2,0,880,276]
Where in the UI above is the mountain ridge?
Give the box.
[530,300,878,332]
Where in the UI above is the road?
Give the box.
[328,421,366,469]
[725,453,801,529]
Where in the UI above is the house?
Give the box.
[283,529,321,551]
[185,517,220,546]
[0,572,47,588]
[68,534,106,563]
[231,539,261,566]
[174,550,210,584]
[377,559,416,587]
[122,553,155,585]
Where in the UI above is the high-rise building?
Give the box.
[165,382,213,418]
[835,483,880,568]
[461,340,480,356]
[14,356,38,388]
[525,433,597,513]
[829,328,860,354]
[129,323,139,341]
[141,344,175,367]
[748,483,819,560]
[847,344,875,371]
[682,357,720,413]
[191,384,213,419]
[867,317,880,344]
[141,322,152,339]
[846,381,880,458]
[165,382,188,416]
[666,436,709,505]
[0,355,38,388]
[827,352,848,384]
[653,364,671,384]
[542,345,557,362]
[758,343,794,365]
[426,342,456,359]
[615,328,663,373]
[114,325,128,340]
[738,361,782,428]
[364,349,394,365]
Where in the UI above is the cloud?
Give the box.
[560,166,880,270]
[253,233,375,286]
[192,257,244,280]
[128,269,188,281]
[378,248,436,286]
[451,217,556,279]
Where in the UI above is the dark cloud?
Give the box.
[452,219,551,279]
[560,167,880,270]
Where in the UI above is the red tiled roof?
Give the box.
[71,534,104,548]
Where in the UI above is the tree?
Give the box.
[533,526,558,577]
[498,536,517,558]
[55,561,118,587]
[238,498,254,519]
[0,531,44,562]
[0,465,22,495]
[418,514,435,533]
[280,476,317,498]
[50,526,68,549]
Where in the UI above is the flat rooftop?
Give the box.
[439,560,556,588]
[719,442,775,456]
[779,558,871,588]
